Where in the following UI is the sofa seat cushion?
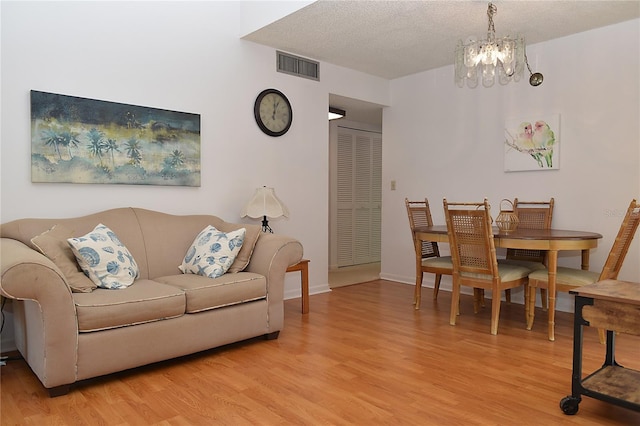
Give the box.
[73,280,186,332]
[155,272,266,313]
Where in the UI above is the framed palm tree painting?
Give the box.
[31,90,201,186]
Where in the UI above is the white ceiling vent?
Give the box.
[277,51,319,81]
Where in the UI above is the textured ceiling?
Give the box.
[244,0,640,80]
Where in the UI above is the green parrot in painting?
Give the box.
[533,121,555,167]
[516,122,543,167]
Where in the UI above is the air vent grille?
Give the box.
[277,51,319,81]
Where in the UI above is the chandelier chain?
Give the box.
[524,50,533,75]
[487,3,497,34]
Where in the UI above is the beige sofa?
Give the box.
[0,207,303,396]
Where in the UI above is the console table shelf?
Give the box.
[580,366,640,404]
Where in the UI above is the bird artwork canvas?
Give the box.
[504,114,560,172]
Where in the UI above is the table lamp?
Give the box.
[241,186,289,233]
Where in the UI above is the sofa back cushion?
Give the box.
[132,208,260,279]
[0,207,262,284]
[1,208,150,280]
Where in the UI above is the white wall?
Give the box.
[381,20,640,312]
[0,0,390,337]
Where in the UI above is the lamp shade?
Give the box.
[241,187,289,219]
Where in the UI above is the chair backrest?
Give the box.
[599,199,640,280]
[443,198,497,278]
[513,198,554,229]
[405,198,440,260]
[507,198,555,262]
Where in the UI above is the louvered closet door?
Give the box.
[336,127,382,267]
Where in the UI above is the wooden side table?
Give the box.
[286,259,310,314]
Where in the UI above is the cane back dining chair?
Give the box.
[443,198,531,335]
[500,198,555,306]
[405,198,453,309]
[526,199,640,332]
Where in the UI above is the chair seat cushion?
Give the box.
[529,267,599,287]
[461,263,531,282]
[155,272,266,313]
[498,258,547,271]
[422,256,453,270]
[73,280,185,332]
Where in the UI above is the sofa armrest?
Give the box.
[1,238,78,389]
[245,233,303,331]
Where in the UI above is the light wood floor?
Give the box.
[2,280,639,425]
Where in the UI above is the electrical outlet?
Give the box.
[390,180,396,191]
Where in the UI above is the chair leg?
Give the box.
[523,283,529,320]
[505,289,511,303]
[473,289,482,314]
[490,292,501,335]
[478,289,486,307]
[540,289,548,311]
[450,281,460,326]
[526,285,536,330]
[414,271,424,310]
[597,328,606,344]
[433,274,442,300]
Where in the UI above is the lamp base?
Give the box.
[261,215,273,233]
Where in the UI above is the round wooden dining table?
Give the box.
[414,225,603,341]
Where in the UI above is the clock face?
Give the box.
[254,89,292,137]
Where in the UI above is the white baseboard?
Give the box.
[284,282,331,301]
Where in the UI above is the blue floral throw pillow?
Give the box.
[179,225,245,278]
[67,224,139,289]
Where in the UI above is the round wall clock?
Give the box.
[254,89,293,137]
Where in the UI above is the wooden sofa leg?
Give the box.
[48,384,71,397]
[264,331,280,340]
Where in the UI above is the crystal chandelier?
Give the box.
[455,2,542,88]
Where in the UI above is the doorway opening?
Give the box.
[328,94,383,289]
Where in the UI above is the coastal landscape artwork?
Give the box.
[31,90,201,186]
[504,113,560,172]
